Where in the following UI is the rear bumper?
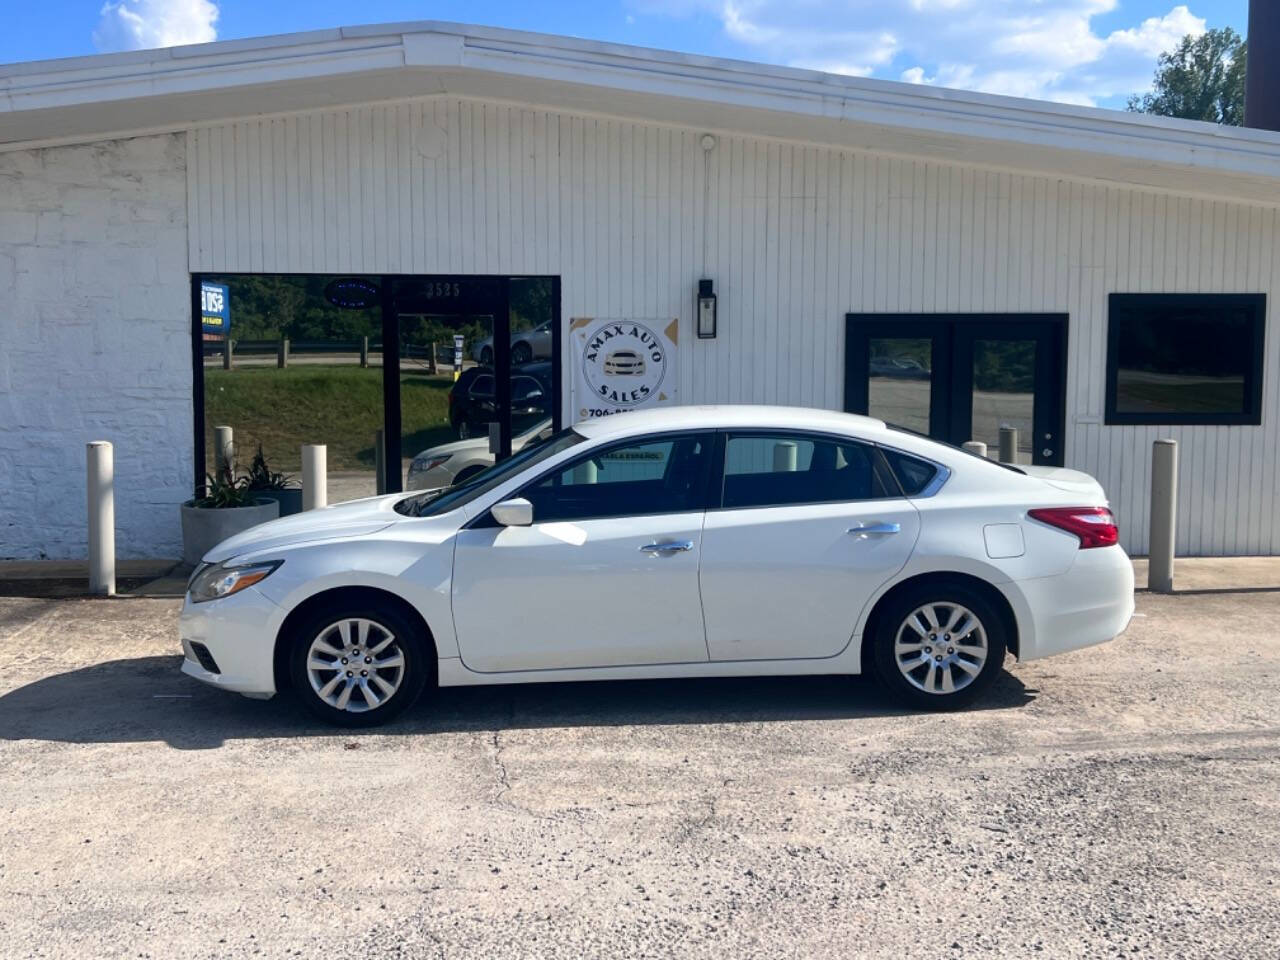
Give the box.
[1007,546,1135,662]
[178,586,283,697]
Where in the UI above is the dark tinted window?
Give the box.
[720,434,895,508]
[1106,294,1265,425]
[880,448,938,496]
[522,434,712,522]
[469,374,495,398]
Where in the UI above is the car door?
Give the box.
[451,432,715,672]
[698,432,921,661]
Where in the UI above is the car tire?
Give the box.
[511,342,532,365]
[868,581,1007,710]
[480,346,493,366]
[457,420,473,440]
[288,602,432,728]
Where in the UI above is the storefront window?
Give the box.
[1105,294,1265,425]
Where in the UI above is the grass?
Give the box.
[204,365,455,472]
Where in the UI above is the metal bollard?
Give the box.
[488,422,501,456]
[375,429,387,496]
[428,341,438,375]
[222,338,234,370]
[1148,439,1178,594]
[998,426,1018,464]
[360,336,369,369]
[302,444,327,511]
[962,441,988,458]
[278,337,289,368]
[213,425,233,480]
[87,441,116,596]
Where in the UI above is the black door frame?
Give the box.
[844,313,1068,467]
[190,273,562,496]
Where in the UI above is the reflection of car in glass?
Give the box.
[472,320,553,366]
[406,418,552,493]
[180,405,1133,727]
[870,356,930,379]
[603,349,645,376]
[449,361,552,440]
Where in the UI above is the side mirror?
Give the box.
[491,497,533,527]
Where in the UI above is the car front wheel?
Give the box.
[288,605,430,727]
[869,582,1007,709]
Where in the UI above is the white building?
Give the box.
[1,21,1277,560]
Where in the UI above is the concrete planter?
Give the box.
[180,498,279,566]
[250,487,303,517]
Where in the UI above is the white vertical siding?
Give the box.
[186,99,1280,556]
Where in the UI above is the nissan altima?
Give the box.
[179,406,1134,726]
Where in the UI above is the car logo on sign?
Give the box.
[581,322,667,407]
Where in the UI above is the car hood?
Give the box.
[1019,464,1108,502]
[202,495,402,563]
[412,436,486,460]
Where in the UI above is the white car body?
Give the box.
[406,418,552,493]
[179,406,1133,719]
[471,321,552,364]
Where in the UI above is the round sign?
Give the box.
[580,321,668,408]
[324,277,381,310]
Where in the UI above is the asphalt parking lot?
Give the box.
[1,587,1277,959]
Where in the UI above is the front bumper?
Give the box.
[178,585,283,697]
[1008,546,1135,661]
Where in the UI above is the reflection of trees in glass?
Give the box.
[974,340,1034,394]
[869,338,930,367]
[210,275,381,340]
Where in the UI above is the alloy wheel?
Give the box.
[893,602,989,695]
[305,618,405,713]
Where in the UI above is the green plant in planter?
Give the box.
[194,473,257,509]
[245,444,297,492]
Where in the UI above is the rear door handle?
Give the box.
[847,522,901,539]
[639,540,695,555]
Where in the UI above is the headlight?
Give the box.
[409,454,451,475]
[188,560,281,603]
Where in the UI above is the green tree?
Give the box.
[1127,27,1247,125]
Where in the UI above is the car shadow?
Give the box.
[0,655,1036,750]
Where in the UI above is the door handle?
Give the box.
[847,522,901,539]
[639,540,694,555]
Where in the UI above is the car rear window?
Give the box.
[879,448,938,496]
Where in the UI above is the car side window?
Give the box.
[720,433,897,509]
[520,433,712,523]
[469,374,495,399]
[879,448,938,496]
[512,376,544,402]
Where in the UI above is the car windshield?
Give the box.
[886,424,1026,474]
[395,428,586,517]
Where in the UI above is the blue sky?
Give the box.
[1,1,1249,109]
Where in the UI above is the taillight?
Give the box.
[1027,506,1119,549]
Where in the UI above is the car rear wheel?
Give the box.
[289,605,430,727]
[511,341,533,365]
[869,582,1006,709]
[480,346,493,366]
[456,420,474,440]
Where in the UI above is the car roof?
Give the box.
[573,405,889,440]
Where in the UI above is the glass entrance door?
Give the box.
[385,276,560,494]
[845,315,1066,467]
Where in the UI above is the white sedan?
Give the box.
[179,406,1134,726]
[406,418,552,493]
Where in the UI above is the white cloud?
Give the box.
[664,1,1208,106]
[94,0,219,52]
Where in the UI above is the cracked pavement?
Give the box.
[0,589,1277,958]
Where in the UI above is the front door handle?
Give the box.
[847,522,901,539]
[639,540,695,555]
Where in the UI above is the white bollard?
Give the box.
[213,425,233,480]
[773,440,798,472]
[302,444,328,511]
[962,441,988,458]
[87,441,116,596]
[1148,439,1178,594]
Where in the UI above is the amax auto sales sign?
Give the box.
[571,317,679,419]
